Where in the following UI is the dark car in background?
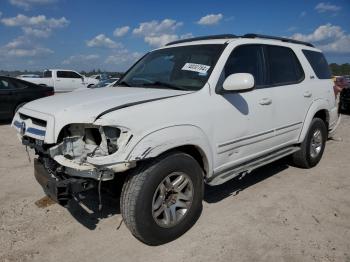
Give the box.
[340,86,350,113]
[0,76,54,120]
[338,75,350,113]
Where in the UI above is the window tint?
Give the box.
[224,45,265,87]
[13,79,30,89]
[57,71,70,78]
[43,70,52,78]
[137,56,175,80]
[266,46,304,85]
[57,71,81,78]
[302,50,331,79]
[69,71,82,78]
[0,78,16,90]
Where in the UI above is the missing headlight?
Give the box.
[84,128,102,145]
[49,124,124,166]
[103,126,120,154]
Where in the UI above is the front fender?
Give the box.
[298,99,330,143]
[127,125,213,176]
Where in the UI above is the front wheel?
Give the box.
[292,118,327,168]
[120,151,203,245]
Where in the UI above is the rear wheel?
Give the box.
[292,118,327,168]
[120,151,203,245]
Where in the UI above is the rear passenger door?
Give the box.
[264,45,307,145]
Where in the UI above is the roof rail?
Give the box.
[242,33,314,47]
[166,34,237,46]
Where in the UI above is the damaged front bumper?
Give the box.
[19,121,137,180]
[34,158,96,206]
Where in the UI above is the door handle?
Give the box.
[304,91,312,98]
[259,98,272,105]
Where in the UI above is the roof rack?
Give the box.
[242,33,314,47]
[166,34,237,46]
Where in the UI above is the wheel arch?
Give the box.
[298,99,330,143]
[127,125,213,177]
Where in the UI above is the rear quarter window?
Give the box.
[302,50,331,79]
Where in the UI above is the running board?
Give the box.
[207,146,300,186]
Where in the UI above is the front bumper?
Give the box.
[34,158,96,206]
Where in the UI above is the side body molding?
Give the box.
[298,99,330,143]
[127,125,213,177]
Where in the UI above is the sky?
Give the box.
[0,0,349,72]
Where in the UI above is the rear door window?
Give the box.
[12,79,30,89]
[0,78,16,89]
[265,45,304,85]
[57,71,70,78]
[69,71,82,78]
[302,50,331,79]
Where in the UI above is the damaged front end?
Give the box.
[25,124,135,206]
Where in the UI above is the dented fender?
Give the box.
[127,125,213,176]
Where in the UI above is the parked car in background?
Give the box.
[90,74,110,81]
[17,74,40,79]
[21,69,98,93]
[74,78,120,91]
[0,76,54,120]
[339,76,350,112]
[92,78,119,88]
[344,75,350,84]
[105,78,119,87]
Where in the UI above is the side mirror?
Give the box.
[223,73,255,92]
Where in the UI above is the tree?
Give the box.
[329,63,350,76]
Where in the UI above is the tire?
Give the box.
[292,118,327,168]
[120,151,204,245]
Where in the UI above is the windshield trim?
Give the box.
[115,43,227,91]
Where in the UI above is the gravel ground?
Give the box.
[0,115,349,262]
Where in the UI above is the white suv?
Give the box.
[12,34,338,245]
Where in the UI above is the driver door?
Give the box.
[213,44,276,170]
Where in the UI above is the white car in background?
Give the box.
[21,69,99,93]
[90,74,110,80]
[73,78,119,92]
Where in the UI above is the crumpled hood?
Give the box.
[23,86,189,123]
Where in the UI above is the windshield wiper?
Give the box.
[116,80,130,87]
[142,81,187,91]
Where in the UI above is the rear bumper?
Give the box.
[34,158,96,206]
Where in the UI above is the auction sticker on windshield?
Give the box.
[182,63,210,74]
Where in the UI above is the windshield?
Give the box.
[117,44,225,91]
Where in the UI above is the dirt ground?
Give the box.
[0,115,349,262]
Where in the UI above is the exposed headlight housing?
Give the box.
[49,124,131,165]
